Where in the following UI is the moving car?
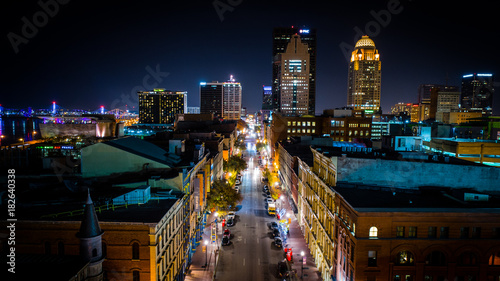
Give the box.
[222,236,230,246]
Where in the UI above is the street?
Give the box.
[215,134,287,281]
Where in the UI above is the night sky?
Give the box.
[3,0,500,114]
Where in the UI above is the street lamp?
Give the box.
[204,240,208,268]
[301,251,305,280]
[19,138,25,148]
[0,135,4,147]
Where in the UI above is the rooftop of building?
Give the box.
[334,182,500,212]
[5,176,183,224]
[280,137,487,167]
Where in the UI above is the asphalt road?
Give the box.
[215,135,286,281]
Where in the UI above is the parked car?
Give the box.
[223,229,231,239]
[274,237,283,248]
[227,218,235,227]
[235,179,241,185]
[273,228,280,237]
[266,198,274,205]
[235,186,240,193]
[227,212,236,220]
[269,222,279,230]
[222,236,230,246]
[278,260,288,277]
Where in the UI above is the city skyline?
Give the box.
[3,0,500,114]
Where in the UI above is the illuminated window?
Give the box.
[489,252,500,266]
[369,226,378,238]
[409,227,417,238]
[312,129,315,133]
[396,226,405,238]
[396,251,415,265]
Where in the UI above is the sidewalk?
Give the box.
[185,212,220,281]
[280,194,323,281]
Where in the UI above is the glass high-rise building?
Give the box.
[461,73,494,115]
[347,35,381,112]
[272,26,316,115]
[138,89,187,124]
[200,76,242,120]
[262,85,272,110]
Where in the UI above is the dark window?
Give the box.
[440,227,449,239]
[425,251,446,266]
[132,242,140,259]
[493,227,500,239]
[472,227,481,239]
[133,270,140,281]
[396,226,405,238]
[458,252,477,266]
[368,251,377,267]
[57,241,64,256]
[428,227,437,238]
[460,227,470,239]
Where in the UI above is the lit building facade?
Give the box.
[273,27,316,115]
[276,34,311,116]
[436,91,461,123]
[278,145,500,281]
[262,85,272,110]
[138,89,187,124]
[461,73,494,115]
[199,77,242,120]
[347,35,381,112]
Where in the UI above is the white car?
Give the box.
[235,186,240,193]
[227,211,236,220]
[266,198,274,205]
[235,179,241,185]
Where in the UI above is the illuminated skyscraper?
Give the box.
[274,34,311,116]
[138,89,187,124]
[200,76,242,120]
[461,73,494,115]
[347,35,381,112]
[273,27,316,115]
[262,85,272,110]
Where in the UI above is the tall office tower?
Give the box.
[461,73,495,115]
[273,26,316,115]
[275,34,311,116]
[138,89,187,124]
[200,76,242,120]
[347,35,381,113]
[418,84,459,104]
[262,85,272,110]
